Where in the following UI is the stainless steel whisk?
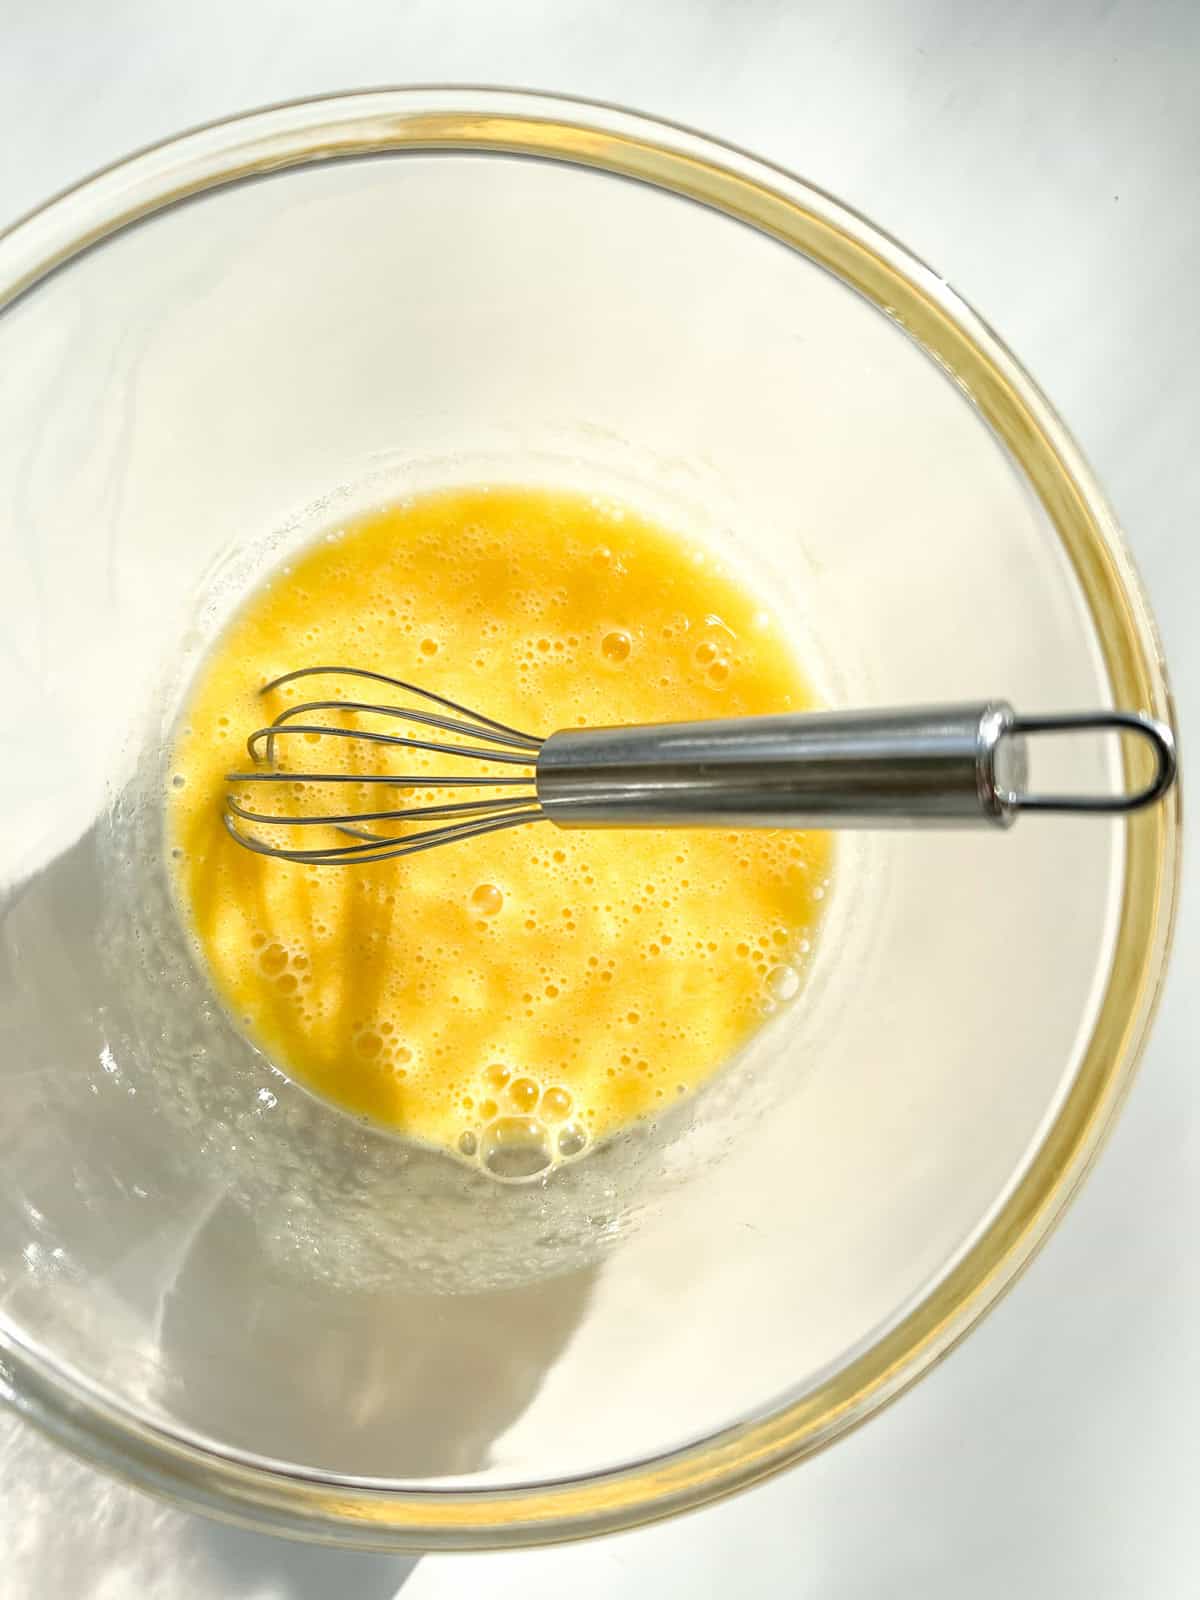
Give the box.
[222,667,1177,865]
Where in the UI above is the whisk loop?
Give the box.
[224,666,548,864]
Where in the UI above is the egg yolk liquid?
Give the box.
[167,487,832,1170]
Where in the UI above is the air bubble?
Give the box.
[541,1086,572,1121]
[480,1116,552,1181]
[259,944,288,976]
[767,964,800,1002]
[601,630,631,663]
[557,1123,587,1158]
[508,1077,539,1112]
[458,1130,478,1158]
[471,883,503,917]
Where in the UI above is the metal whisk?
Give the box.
[222,667,1177,865]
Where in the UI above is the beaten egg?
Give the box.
[167,487,832,1174]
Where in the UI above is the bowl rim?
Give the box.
[0,85,1182,1550]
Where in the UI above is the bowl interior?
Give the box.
[0,101,1174,1540]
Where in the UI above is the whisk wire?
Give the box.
[226,771,533,786]
[222,805,544,865]
[255,699,542,765]
[248,721,537,767]
[258,666,541,744]
[225,794,538,829]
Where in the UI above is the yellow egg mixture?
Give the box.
[167,487,832,1169]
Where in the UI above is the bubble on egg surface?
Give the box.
[540,1086,572,1122]
[471,883,503,917]
[480,1116,552,1181]
[766,963,800,1002]
[508,1076,539,1113]
[557,1123,587,1159]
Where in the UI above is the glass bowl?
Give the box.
[0,89,1180,1548]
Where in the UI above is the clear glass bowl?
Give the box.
[0,89,1180,1548]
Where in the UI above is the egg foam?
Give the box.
[166,486,832,1177]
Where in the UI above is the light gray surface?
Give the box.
[2,2,1196,1596]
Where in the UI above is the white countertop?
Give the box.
[3,3,1197,1595]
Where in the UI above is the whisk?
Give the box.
[222,666,1176,865]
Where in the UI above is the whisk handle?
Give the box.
[535,703,1175,829]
